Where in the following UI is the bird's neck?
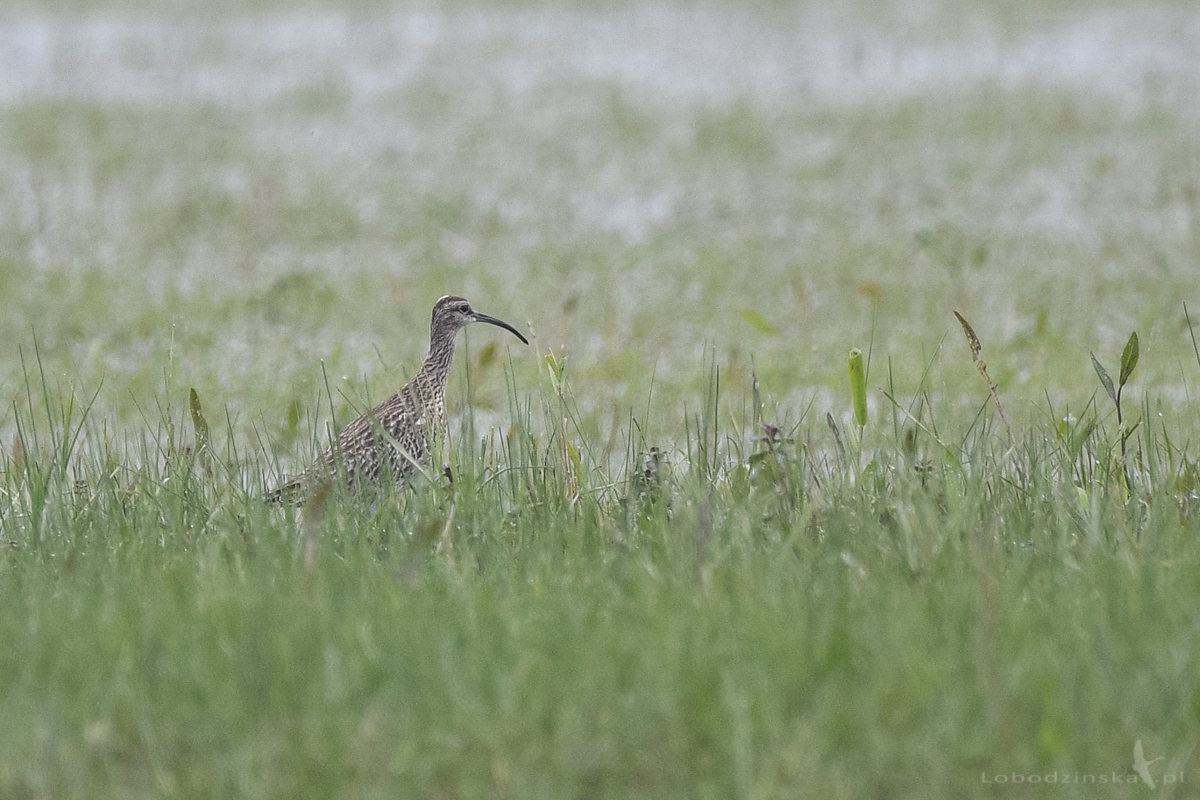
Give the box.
[418,325,459,391]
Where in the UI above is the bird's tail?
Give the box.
[264,479,304,506]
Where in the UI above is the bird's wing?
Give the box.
[268,392,422,503]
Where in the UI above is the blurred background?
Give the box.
[1,0,1198,462]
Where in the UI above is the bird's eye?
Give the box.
[458,304,470,313]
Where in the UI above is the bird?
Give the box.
[266,295,528,505]
[1133,740,1164,788]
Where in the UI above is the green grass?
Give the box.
[4,349,1200,798]
[3,1,1200,797]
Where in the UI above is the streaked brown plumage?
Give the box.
[267,295,527,504]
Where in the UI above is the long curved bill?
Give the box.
[472,312,529,345]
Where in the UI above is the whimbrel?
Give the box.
[267,295,528,504]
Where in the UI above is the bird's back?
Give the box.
[267,370,445,504]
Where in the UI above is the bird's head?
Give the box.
[432,295,529,344]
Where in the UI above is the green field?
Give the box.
[2,1,1200,797]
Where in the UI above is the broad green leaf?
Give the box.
[860,459,879,481]
[1075,485,1090,508]
[1091,353,1116,405]
[477,341,497,370]
[1119,331,1139,388]
[740,309,777,335]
